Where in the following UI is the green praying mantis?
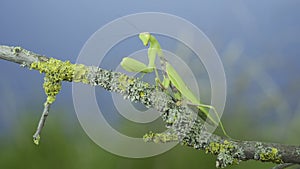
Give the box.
[121,32,230,138]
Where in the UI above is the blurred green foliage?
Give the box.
[0,111,279,169]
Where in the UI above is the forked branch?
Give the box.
[0,45,299,168]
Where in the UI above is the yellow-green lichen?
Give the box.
[127,78,135,85]
[117,74,129,92]
[139,91,145,97]
[143,131,178,143]
[259,147,283,163]
[117,74,136,92]
[13,46,22,55]
[205,140,238,168]
[30,57,89,104]
[254,143,283,164]
[206,140,234,154]
[33,134,40,145]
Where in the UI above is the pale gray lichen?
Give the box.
[232,146,246,160]
[87,66,155,108]
[295,148,300,156]
[216,151,235,168]
[202,140,246,168]
[150,90,172,112]
[195,130,212,149]
[170,106,199,144]
[87,66,112,89]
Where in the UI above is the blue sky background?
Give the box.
[0,1,300,168]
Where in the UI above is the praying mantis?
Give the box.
[121,32,230,138]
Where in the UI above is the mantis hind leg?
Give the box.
[188,102,231,138]
[199,104,231,138]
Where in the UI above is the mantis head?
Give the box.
[139,32,151,46]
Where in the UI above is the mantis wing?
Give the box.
[166,63,230,137]
[166,62,200,104]
[166,63,218,124]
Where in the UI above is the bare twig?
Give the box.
[32,102,50,145]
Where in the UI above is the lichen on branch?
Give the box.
[1,45,300,168]
[30,58,89,104]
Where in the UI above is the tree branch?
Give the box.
[1,45,300,168]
